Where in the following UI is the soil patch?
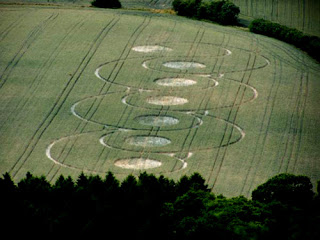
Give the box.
[125,136,171,147]
[163,61,206,69]
[132,45,172,53]
[114,158,162,169]
[155,78,197,87]
[147,96,188,106]
[136,115,179,126]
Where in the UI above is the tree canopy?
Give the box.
[0,171,319,238]
[91,0,122,9]
[172,0,240,25]
[249,19,320,62]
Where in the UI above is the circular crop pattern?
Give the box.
[132,45,172,53]
[146,96,189,106]
[136,115,179,126]
[155,78,197,87]
[163,61,206,69]
[114,158,162,169]
[47,38,266,174]
[125,136,171,147]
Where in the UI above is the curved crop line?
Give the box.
[12,16,119,177]
[25,17,121,178]
[100,132,191,172]
[207,49,256,186]
[46,131,104,173]
[99,131,190,172]
[120,78,258,112]
[0,13,59,90]
[179,35,231,171]
[98,113,245,154]
[141,53,270,75]
[48,17,154,177]
[97,59,220,91]
[47,17,155,177]
[71,92,203,131]
[45,37,263,174]
[211,48,261,188]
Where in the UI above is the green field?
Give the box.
[0,4,319,197]
[0,0,172,9]
[2,0,319,37]
[230,0,320,37]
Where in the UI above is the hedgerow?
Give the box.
[1,172,319,238]
[91,0,122,9]
[172,0,240,26]
[249,19,320,62]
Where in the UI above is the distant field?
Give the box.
[2,0,319,36]
[0,5,319,197]
[0,0,172,9]
[230,0,320,37]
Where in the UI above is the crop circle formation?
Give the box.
[48,42,267,172]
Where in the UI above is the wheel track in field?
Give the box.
[93,23,203,173]
[72,40,262,170]
[242,36,310,196]
[94,19,177,175]
[236,33,275,195]
[213,55,257,187]
[159,26,207,171]
[291,73,309,173]
[0,12,59,90]
[45,19,272,177]
[69,43,261,172]
[45,16,132,179]
[47,17,172,176]
[0,15,88,132]
[170,31,228,171]
[184,33,230,171]
[280,47,310,175]
[0,10,28,43]
[258,38,318,73]
[83,17,154,175]
[207,37,258,187]
[279,72,308,173]
[10,16,120,178]
[212,32,296,195]
[140,26,206,170]
[210,58,255,187]
[47,17,153,180]
[263,69,302,178]
[248,71,307,196]
[240,54,281,196]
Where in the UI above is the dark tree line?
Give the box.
[1,172,319,239]
[91,0,122,9]
[249,19,320,62]
[172,0,240,25]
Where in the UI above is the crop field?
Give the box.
[0,5,319,197]
[2,0,319,36]
[0,0,172,9]
[230,0,320,37]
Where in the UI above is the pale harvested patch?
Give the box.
[136,115,179,126]
[125,136,171,147]
[147,96,188,106]
[132,45,172,53]
[163,61,206,69]
[115,158,162,169]
[155,78,197,87]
